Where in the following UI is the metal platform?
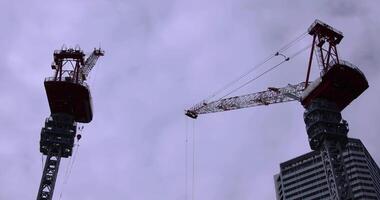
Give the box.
[308,19,344,45]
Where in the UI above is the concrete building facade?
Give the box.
[274,138,380,200]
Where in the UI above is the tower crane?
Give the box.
[185,20,368,200]
[37,47,104,200]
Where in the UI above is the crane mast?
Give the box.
[37,47,104,200]
[185,20,369,200]
[301,20,367,200]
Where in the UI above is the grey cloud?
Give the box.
[0,0,379,199]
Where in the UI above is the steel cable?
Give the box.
[185,117,189,200]
[218,44,311,99]
[58,143,80,200]
[204,31,308,102]
[192,120,196,200]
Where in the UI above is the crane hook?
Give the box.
[76,134,82,141]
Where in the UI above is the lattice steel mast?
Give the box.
[37,47,104,200]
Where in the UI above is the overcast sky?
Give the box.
[1,0,380,199]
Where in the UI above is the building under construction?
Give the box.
[274,138,380,200]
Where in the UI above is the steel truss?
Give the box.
[304,98,353,200]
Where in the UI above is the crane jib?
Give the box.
[185,82,307,119]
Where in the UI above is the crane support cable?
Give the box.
[278,31,308,52]
[205,54,275,101]
[185,44,312,119]
[204,31,308,102]
[186,44,312,119]
[219,44,312,99]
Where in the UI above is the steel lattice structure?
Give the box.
[186,82,306,119]
[304,99,353,199]
[36,153,62,200]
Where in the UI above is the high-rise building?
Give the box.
[274,138,380,200]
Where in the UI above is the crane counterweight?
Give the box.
[301,60,368,111]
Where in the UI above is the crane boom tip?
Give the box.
[185,110,198,119]
[93,48,105,56]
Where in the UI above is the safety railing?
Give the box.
[44,76,89,89]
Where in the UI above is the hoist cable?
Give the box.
[185,117,189,200]
[192,120,196,200]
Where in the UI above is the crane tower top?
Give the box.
[302,20,368,111]
[45,47,104,123]
[308,19,343,45]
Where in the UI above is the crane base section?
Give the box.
[40,114,76,158]
[37,113,76,200]
[304,99,348,151]
[45,79,93,123]
[301,61,368,111]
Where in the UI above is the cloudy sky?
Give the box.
[1,0,380,199]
